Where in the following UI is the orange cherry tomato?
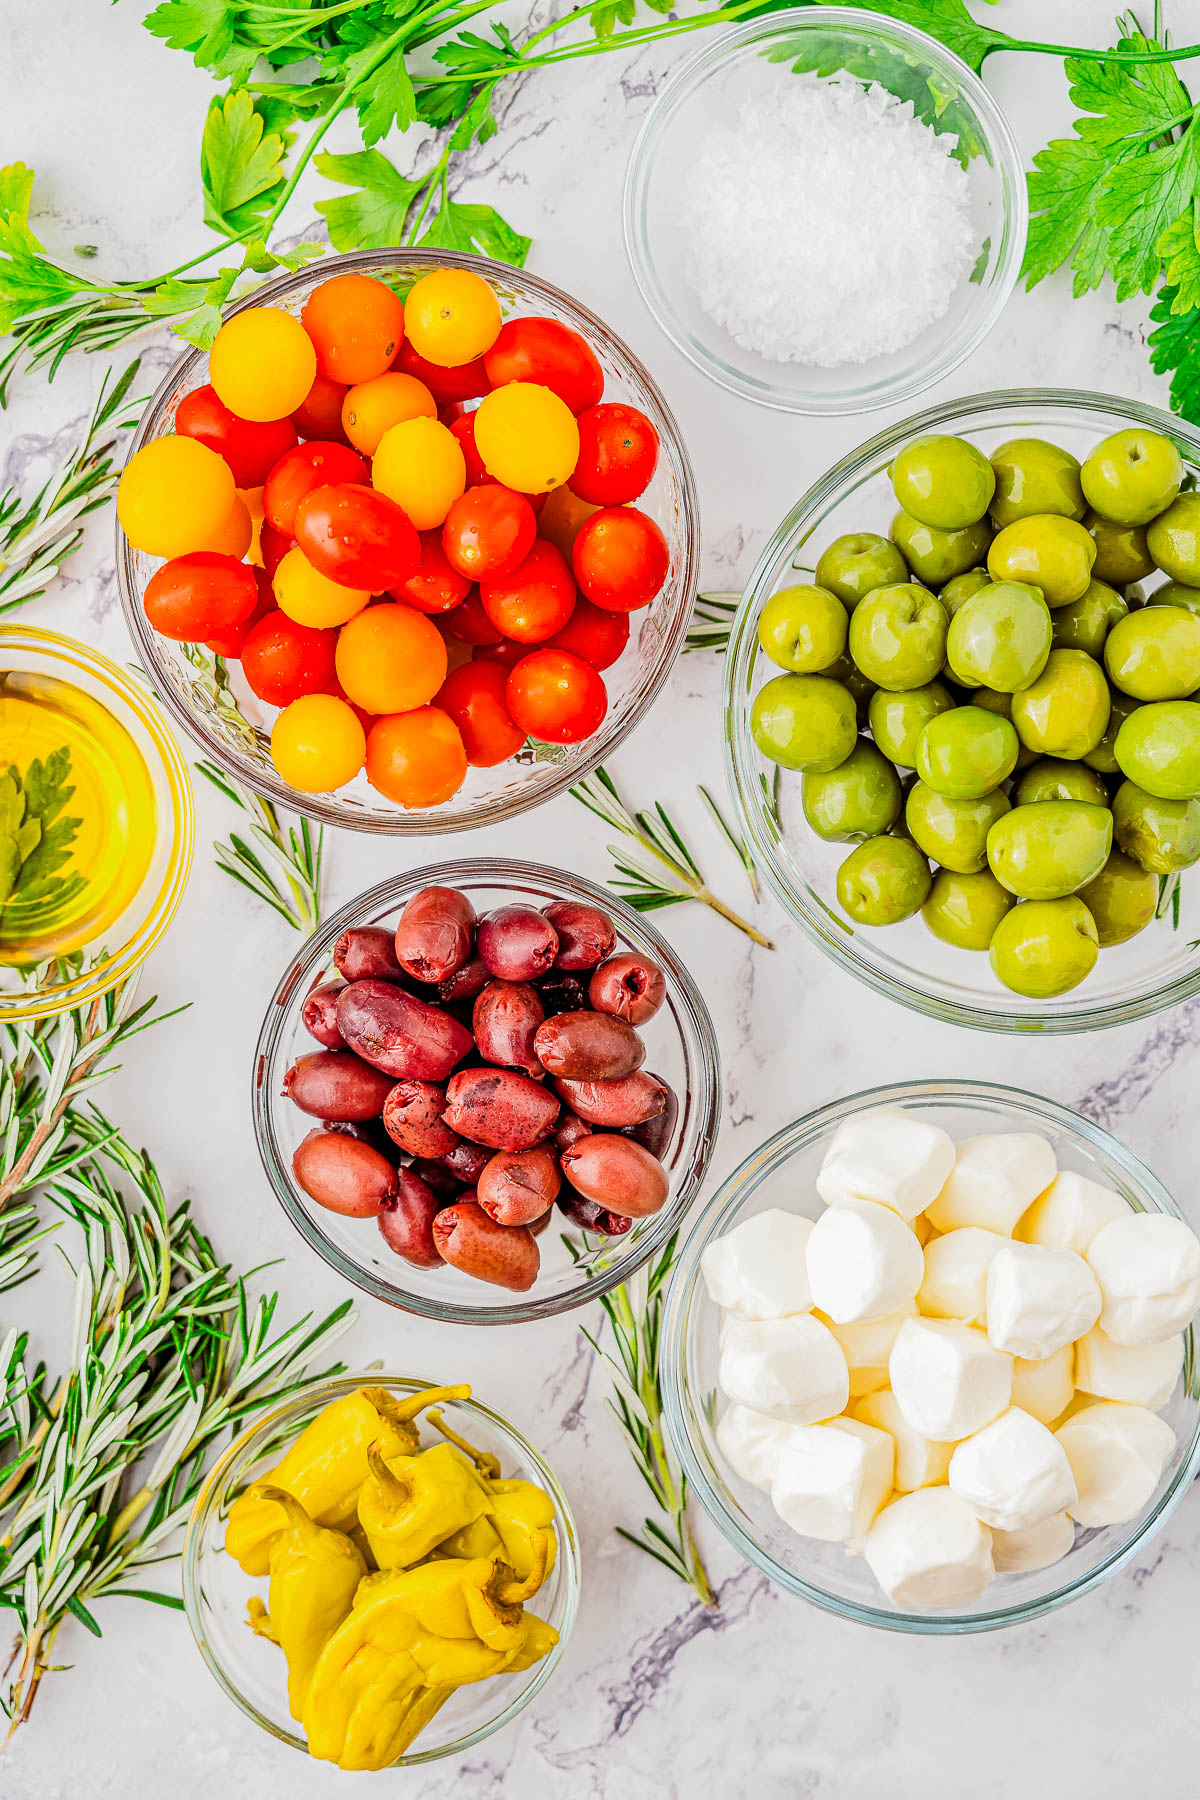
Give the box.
[391,530,472,614]
[441,589,503,645]
[506,649,607,744]
[143,552,258,642]
[571,506,669,613]
[365,707,467,807]
[442,485,537,582]
[341,371,436,456]
[334,602,448,715]
[175,384,298,487]
[483,316,603,416]
[436,660,526,766]
[263,441,368,535]
[568,403,658,505]
[537,483,601,560]
[393,339,490,405]
[301,272,406,384]
[480,540,576,643]
[294,483,421,592]
[242,612,338,706]
[292,373,350,442]
[546,595,630,670]
[195,493,254,559]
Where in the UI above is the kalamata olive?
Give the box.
[432,1200,540,1291]
[377,1168,446,1268]
[588,952,667,1025]
[554,1109,593,1153]
[477,905,559,982]
[443,1068,559,1151]
[477,1147,561,1226]
[439,954,490,1007]
[441,1139,493,1185]
[542,900,616,970]
[394,885,477,983]
[292,1128,397,1216]
[381,1080,460,1158]
[336,979,473,1081]
[622,1074,678,1161]
[530,1205,552,1238]
[556,1189,634,1238]
[561,1134,669,1217]
[537,973,587,1018]
[334,926,406,985]
[555,1070,667,1128]
[534,1010,645,1081]
[283,1049,396,1121]
[321,1117,398,1160]
[407,1156,464,1199]
[302,980,346,1049]
[472,981,544,1076]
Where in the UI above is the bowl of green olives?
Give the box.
[725,389,1200,1032]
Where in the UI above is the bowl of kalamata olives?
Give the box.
[253,859,722,1322]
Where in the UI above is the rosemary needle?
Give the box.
[195,758,324,935]
[684,592,739,655]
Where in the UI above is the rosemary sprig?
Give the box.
[570,767,773,948]
[684,592,739,655]
[698,783,761,904]
[195,760,323,935]
[1156,870,1182,928]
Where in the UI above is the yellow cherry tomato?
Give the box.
[209,307,317,422]
[195,492,253,558]
[335,602,448,715]
[342,372,436,456]
[271,693,366,793]
[372,417,466,531]
[473,383,580,494]
[274,546,371,628]
[403,269,501,367]
[117,435,236,558]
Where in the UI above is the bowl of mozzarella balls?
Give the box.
[662,1081,1200,1630]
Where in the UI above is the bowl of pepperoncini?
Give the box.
[183,1375,580,1768]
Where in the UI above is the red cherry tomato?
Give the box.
[393,340,490,404]
[474,636,529,671]
[483,317,603,416]
[436,660,526,766]
[546,595,630,670]
[294,483,421,591]
[242,611,339,706]
[263,441,368,535]
[572,506,668,613]
[442,485,537,582]
[441,589,504,645]
[438,401,466,427]
[569,403,658,505]
[292,373,350,442]
[391,530,472,614]
[449,413,491,488]
[506,649,607,744]
[260,520,292,581]
[143,552,258,642]
[205,565,275,657]
[175,385,298,488]
[480,540,576,643]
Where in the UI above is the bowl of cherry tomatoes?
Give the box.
[116,250,700,831]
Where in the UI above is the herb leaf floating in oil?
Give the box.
[0,747,85,918]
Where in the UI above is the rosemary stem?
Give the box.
[693,884,775,949]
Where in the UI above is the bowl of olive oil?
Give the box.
[0,627,194,1021]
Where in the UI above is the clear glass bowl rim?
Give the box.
[181,1370,582,1763]
[252,855,723,1324]
[116,247,701,835]
[661,1077,1200,1634]
[723,385,1200,1033]
[622,4,1028,417]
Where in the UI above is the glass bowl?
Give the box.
[117,248,699,834]
[623,6,1026,415]
[183,1373,580,1765]
[724,388,1200,1033]
[662,1079,1200,1634]
[253,859,721,1324]
[0,625,193,1021]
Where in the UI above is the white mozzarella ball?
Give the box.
[1056,1401,1177,1526]
[822,1302,917,1398]
[863,1488,994,1611]
[701,1208,814,1320]
[918,1228,1007,1325]
[1011,1344,1075,1427]
[718,1314,849,1424]
[1074,1326,1183,1411]
[927,1133,1057,1237]
[889,1316,1013,1441]
[1086,1213,1200,1346]
[991,1511,1076,1574]
[715,1404,799,1492]
[815,1106,956,1221]
[805,1198,924,1325]
[948,1406,1077,1531]
[985,1242,1102,1360]
[770,1418,894,1542]
[853,1387,952,1493]
[1017,1170,1129,1255]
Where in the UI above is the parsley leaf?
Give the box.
[142,0,257,85]
[0,747,85,916]
[1149,283,1200,426]
[201,90,289,238]
[820,0,1013,75]
[314,149,425,251]
[0,162,90,336]
[418,195,531,266]
[145,265,240,348]
[1159,203,1200,314]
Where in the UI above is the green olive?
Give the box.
[1147,492,1200,586]
[1114,700,1200,799]
[945,580,1052,692]
[1081,428,1184,526]
[1149,580,1200,617]
[988,515,1097,607]
[1010,650,1111,759]
[1085,511,1155,586]
[906,781,1010,874]
[751,673,858,772]
[970,685,1038,769]
[868,681,955,767]
[836,836,932,926]
[1077,849,1158,946]
[890,435,996,530]
[824,653,876,724]
[989,439,1087,529]
[1112,779,1200,872]
[892,510,992,586]
[802,740,902,842]
[986,801,1113,900]
[815,532,909,608]
[940,568,992,616]
[756,584,847,673]
[988,897,1100,998]
[847,583,949,692]
[923,867,1015,950]
[915,705,1019,800]
[1103,604,1200,700]
[1014,758,1111,806]
[1051,578,1128,658]
[1083,691,1142,773]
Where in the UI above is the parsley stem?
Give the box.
[994,37,1200,65]
[418,0,767,85]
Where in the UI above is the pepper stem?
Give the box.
[247,1483,313,1535]
[490,1531,549,1606]
[361,1384,473,1446]
[424,1407,502,1480]
[365,1442,412,1505]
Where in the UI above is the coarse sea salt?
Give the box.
[680,75,975,367]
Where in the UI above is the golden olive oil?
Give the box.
[0,669,157,964]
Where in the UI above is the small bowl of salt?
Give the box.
[623,5,1026,414]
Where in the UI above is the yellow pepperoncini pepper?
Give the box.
[366,1532,551,1655]
[356,1441,493,1571]
[426,1411,558,1585]
[224,1384,469,1575]
[246,1485,367,1720]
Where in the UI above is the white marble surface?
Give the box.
[4,2,1200,1793]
